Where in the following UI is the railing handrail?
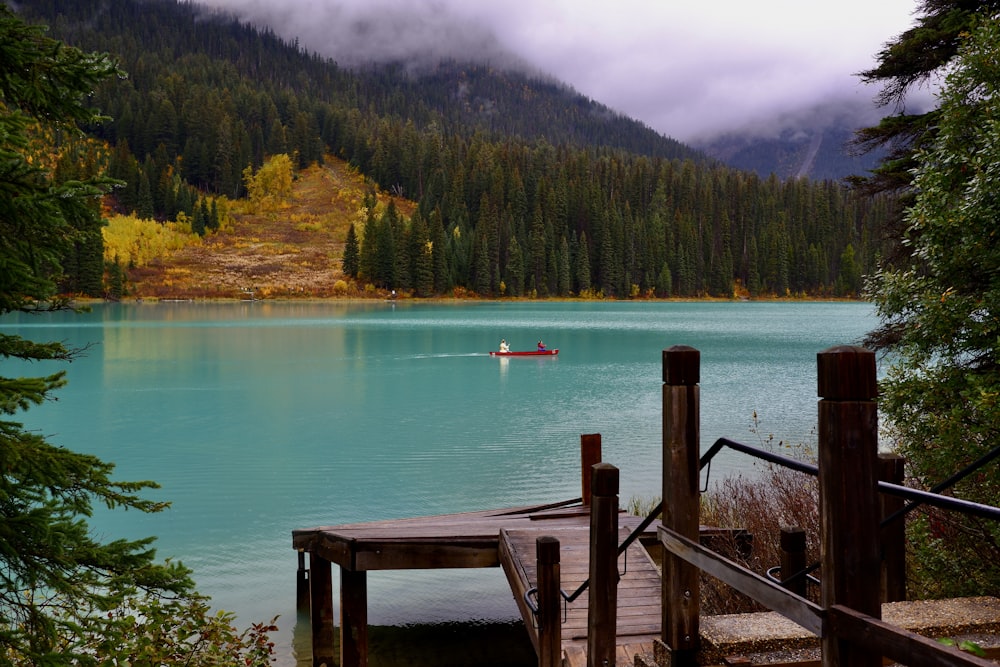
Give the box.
[702,437,1000,524]
[547,436,1000,613]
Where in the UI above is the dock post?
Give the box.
[308,553,336,667]
[779,526,807,598]
[817,346,880,667]
[296,550,310,611]
[588,462,619,667]
[537,536,562,667]
[879,453,907,602]
[661,345,700,666]
[581,433,602,506]
[340,569,368,667]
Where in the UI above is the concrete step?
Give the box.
[635,597,1000,666]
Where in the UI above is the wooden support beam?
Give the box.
[537,536,562,667]
[580,433,602,506]
[308,553,336,667]
[297,549,310,611]
[661,345,701,666]
[817,345,880,667]
[340,568,368,667]
[588,463,619,667]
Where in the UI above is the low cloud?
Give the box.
[194,0,922,142]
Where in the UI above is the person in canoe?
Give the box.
[499,339,510,353]
[537,340,546,351]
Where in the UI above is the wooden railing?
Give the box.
[657,344,995,667]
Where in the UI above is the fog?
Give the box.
[193,0,927,142]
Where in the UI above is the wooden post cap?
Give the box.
[537,536,561,564]
[817,345,877,400]
[591,462,619,496]
[663,345,700,385]
[780,526,806,551]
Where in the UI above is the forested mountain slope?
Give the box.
[16,0,894,299]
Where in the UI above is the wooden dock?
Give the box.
[501,524,661,667]
[292,497,662,667]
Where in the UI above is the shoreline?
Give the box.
[74,293,867,305]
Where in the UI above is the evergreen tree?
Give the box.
[473,234,492,296]
[657,262,673,297]
[192,197,207,236]
[136,169,155,219]
[199,197,211,234]
[575,230,591,294]
[528,203,547,296]
[557,236,571,296]
[866,16,1000,596]
[343,222,360,278]
[359,214,378,284]
[411,213,434,297]
[430,211,452,295]
[374,204,397,288]
[207,197,220,232]
[0,9,196,662]
[107,256,126,299]
[835,243,861,296]
[853,0,1000,197]
[391,204,412,290]
[505,235,524,297]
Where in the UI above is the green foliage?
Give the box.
[939,637,987,657]
[342,222,360,277]
[0,6,276,663]
[81,593,277,666]
[868,15,1000,596]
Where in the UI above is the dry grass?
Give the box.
[699,467,820,615]
[126,157,415,299]
[632,465,821,616]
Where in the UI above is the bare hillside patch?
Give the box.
[127,158,413,299]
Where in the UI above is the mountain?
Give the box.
[691,103,886,182]
[370,59,705,161]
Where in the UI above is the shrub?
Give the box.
[632,464,820,616]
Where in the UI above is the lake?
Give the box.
[3,299,876,665]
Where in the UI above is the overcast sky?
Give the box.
[193,0,926,143]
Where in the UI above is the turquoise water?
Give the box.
[3,300,876,665]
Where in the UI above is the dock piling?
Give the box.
[296,550,310,611]
[817,345,880,667]
[580,434,602,506]
[588,462,620,667]
[779,527,807,598]
[537,536,562,667]
[308,553,336,667]
[661,345,701,666]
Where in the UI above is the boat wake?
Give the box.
[409,353,486,359]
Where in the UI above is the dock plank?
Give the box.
[500,525,661,667]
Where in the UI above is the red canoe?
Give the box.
[490,349,559,357]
